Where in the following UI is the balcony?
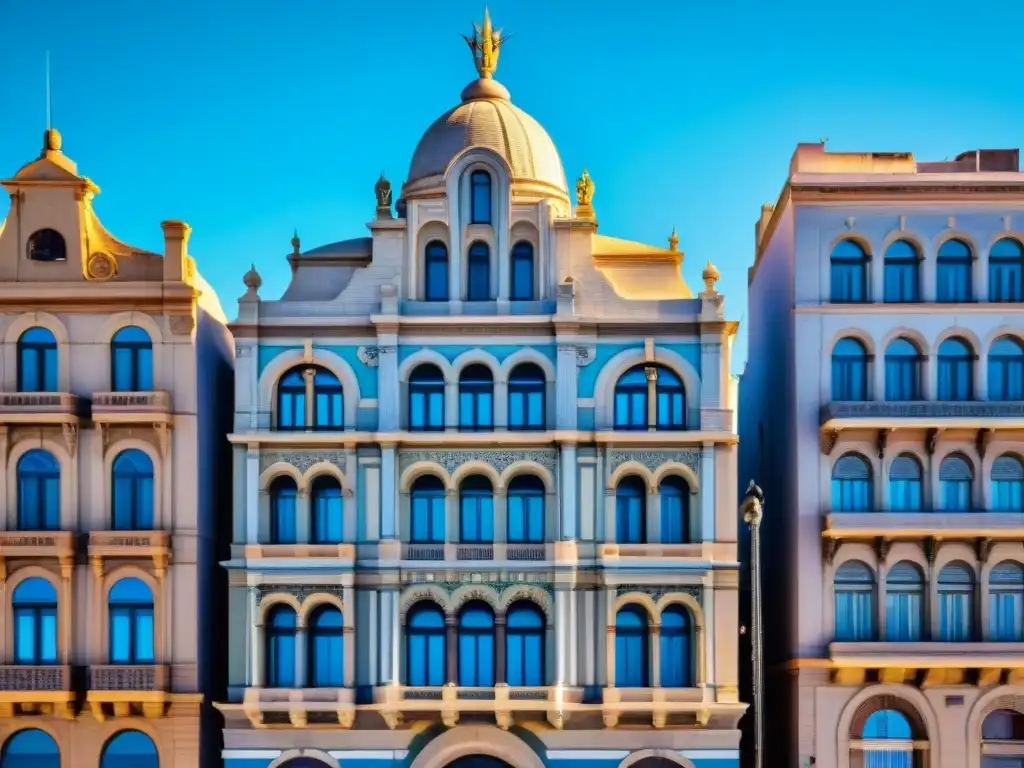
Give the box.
[602,685,745,729]
[239,686,355,728]
[0,665,74,718]
[830,641,1024,687]
[397,542,554,563]
[241,543,355,568]
[0,531,76,580]
[599,543,706,561]
[0,392,79,426]
[91,391,172,425]
[823,512,1024,546]
[88,531,171,579]
[86,664,169,720]
[820,401,1024,430]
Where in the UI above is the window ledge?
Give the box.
[88,530,171,579]
[91,391,172,424]
[0,531,76,580]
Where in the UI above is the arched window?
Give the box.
[112,449,154,530]
[506,601,544,686]
[275,366,343,431]
[885,561,924,642]
[990,562,1024,642]
[993,454,1024,511]
[831,453,873,512]
[989,336,1024,401]
[884,338,923,401]
[108,578,154,664]
[458,601,495,686]
[660,476,690,544]
[937,238,973,302]
[614,605,649,687]
[410,475,445,543]
[937,561,975,642]
[100,730,159,768]
[939,453,974,511]
[888,453,923,512]
[830,239,869,302]
[408,364,445,431]
[982,709,1024,761]
[12,578,57,665]
[265,605,297,688]
[17,327,57,393]
[311,476,343,543]
[858,709,913,767]
[459,364,493,431]
[470,170,492,225]
[1,729,61,768]
[276,369,306,430]
[405,602,446,686]
[883,240,920,302]
[613,364,685,430]
[508,363,545,430]
[308,605,343,687]
[310,368,343,429]
[510,241,535,301]
[466,242,491,301]
[990,237,1024,302]
[269,476,298,544]
[27,229,67,262]
[459,476,494,543]
[834,561,875,641]
[110,326,153,392]
[831,338,869,401]
[424,241,449,302]
[659,605,693,687]
[506,475,544,543]
[615,476,646,543]
[17,450,60,531]
[937,337,974,400]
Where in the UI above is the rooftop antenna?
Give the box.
[45,50,52,130]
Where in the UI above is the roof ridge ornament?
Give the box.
[462,8,508,80]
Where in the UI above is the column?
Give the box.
[444,382,458,429]
[494,617,507,684]
[555,344,578,429]
[390,589,401,684]
[343,450,357,542]
[703,587,715,691]
[494,491,507,543]
[554,588,567,683]
[296,489,311,543]
[560,445,578,541]
[378,589,396,683]
[294,627,307,688]
[700,443,716,541]
[650,625,661,686]
[246,445,260,542]
[699,340,722,409]
[568,588,578,685]
[446,617,458,684]
[251,590,264,686]
[381,446,397,539]
[378,344,399,431]
[646,487,661,544]
[343,585,356,687]
[645,366,658,428]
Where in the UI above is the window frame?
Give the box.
[17,327,58,393]
[12,578,58,665]
[507,363,545,431]
[307,605,344,687]
[830,239,870,303]
[458,364,494,431]
[469,170,492,225]
[16,449,61,531]
[265,605,297,688]
[424,241,450,302]
[108,578,155,665]
[466,241,491,301]
[510,241,535,301]
[936,238,973,302]
[408,364,446,432]
[882,239,921,303]
[111,449,155,530]
[110,326,154,393]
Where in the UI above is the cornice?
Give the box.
[228,429,738,447]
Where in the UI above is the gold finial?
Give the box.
[462,8,508,79]
[374,172,393,218]
[291,230,301,256]
[702,259,721,292]
[575,168,594,207]
[668,226,679,252]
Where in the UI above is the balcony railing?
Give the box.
[89,664,167,691]
[242,543,355,563]
[86,664,171,720]
[240,686,355,728]
[0,665,74,718]
[600,543,705,560]
[399,542,555,563]
[0,665,70,692]
[824,512,1024,541]
[88,530,171,579]
[821,400,1024,428]
[0,393,79,424]
[91,391,172,422]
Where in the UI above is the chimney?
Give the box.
[161,220,191,282]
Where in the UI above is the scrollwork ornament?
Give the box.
[398,449,558,477]
[86,252,117,281]
[608,450,699,474]
[256,584,344,606]
[357,346,380,367]
[614,584,702,604]
[259,450,349,473]
[575,346,596,367]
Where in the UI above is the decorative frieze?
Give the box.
[614,583,702,603]
[259,450,349,473]
[607,450,700,474]
[256,584,344,606]
[398,449,558,477]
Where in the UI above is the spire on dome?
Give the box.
[462,8,508,80]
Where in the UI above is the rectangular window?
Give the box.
[991,261,1024,302]
[311,635,343,686]
[937,261,971,302]
[990,592,1024,641]
[885,592,922,641]
[937,359,973,400]
[884,262,919,302]
[830,263,867,302]
[938,592,972,641]
[940,480,971,511]
[884,360,919,401]
[425,260,449,302]
[835,590,874,641]
[507,494,544,542]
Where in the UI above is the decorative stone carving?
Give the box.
[61,424,77,458]
[357,346,380,367]
[607,450,699,474]
[820,429,839,456]
[85,252,117,281]
[976,428,994,460]
[398,449,558,477]
[614,584,702,603]
[259,450,349,474]
[256,585,344,606]
[167,314,195,336]
[575,346,596,367]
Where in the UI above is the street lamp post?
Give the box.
[741,479,765,768]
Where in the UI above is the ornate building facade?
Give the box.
[740,143,1024,767]
[218,14,744,768]
[0,130,234,766]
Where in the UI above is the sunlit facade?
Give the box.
[217,13,744,768]
[740,143,1024,767]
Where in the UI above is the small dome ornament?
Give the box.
[462,8,508,80]
[243,264,262,292]
[702,259,721,292]
[42,127,62,154]
[668,226,679,252]
[291,230,301,256]
[374,173,393,219]
[575,168,596,222]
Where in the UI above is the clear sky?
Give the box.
[2,0,1023,369]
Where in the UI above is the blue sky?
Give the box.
[2,0,1023,369]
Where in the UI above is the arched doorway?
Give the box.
[447,757,513,768]
[278,761,332,768]
[631,761,683,768]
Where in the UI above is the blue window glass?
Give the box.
[939,453,973,511]
[614,364,685,430]
[659,605,693,687]
[614,366,648,430]
[616,476,646,543]
[888,454,922,511]
[990,238,1024,302]
[654,367,686,429]
[830,239,869,303]
[937,337,974,400]
[466,242,491,301]
[885,562,924,641]
[26,229,67,263]
[100,730,158,768]
[276,366,343,430]
[982,709,1024,740]
[17,450,60,531]
[937,239,973,302]
[989,562,1024,642]
[938,561,975,642]
[308,605,343,687]
[108,578,154,664]
[862,710,913,768]
[506,601,544,686]
[506,475,544,543]
[884,338,922,401]
[17,327,57,393]
[409,364,445,431]
[883,240,920,302]
[270,476,298,544]
[458,601,495,686]
[831,453,873,512]
[459,476,494,543]
[834,561,875,641]
[111,326,153,392]
[993,454,1024,512]
[410,475,446,543]
[660,476,690,544]
[990,336,1024,401]
[112,449,154,530]
[12,578,57,665]
[459,364,493,431]
[276,369,306,430]
[831,338,869,401]
[508,363,545,430]
[470,170,492,225]
[311,368,343,429]
[1,729,61,768]
[614,605,649,687]
[266,605,297,688]
[424,241,449,302]
[311,476,343,543]
[406,602,446,686]
[510,241,535,301]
